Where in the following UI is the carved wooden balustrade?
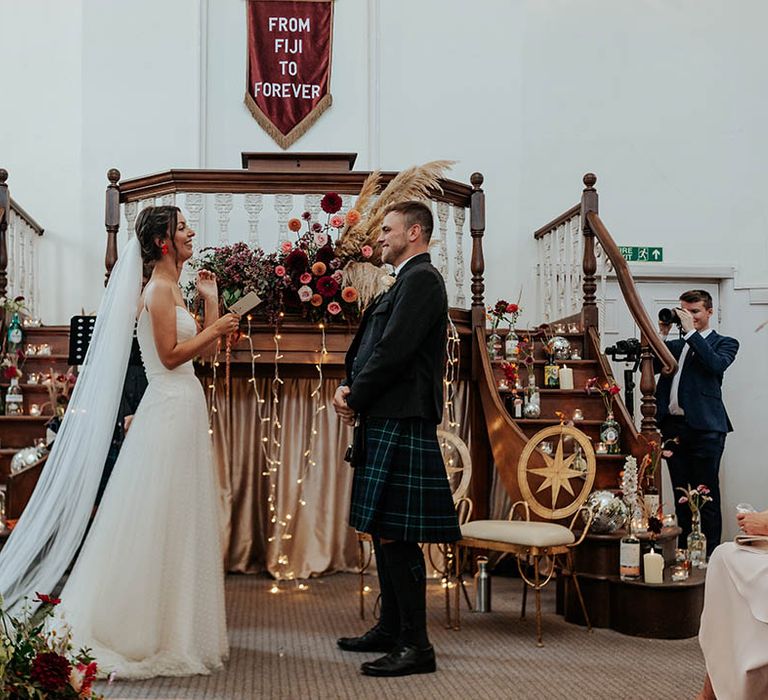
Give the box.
[0,169,45,316]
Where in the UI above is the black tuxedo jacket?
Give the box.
[655,329,739,433]
[343,253,447,423]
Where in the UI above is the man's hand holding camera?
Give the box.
[658,306,696,336]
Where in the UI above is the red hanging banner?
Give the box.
[245,0,334,149]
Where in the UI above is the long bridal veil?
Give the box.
[0,238,141,614]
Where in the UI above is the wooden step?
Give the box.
[0,416,48,450]
[19,325,71,355]
[555,528,705,639]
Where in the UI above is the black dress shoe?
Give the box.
[337,625,398,653]
[360,644,436,677]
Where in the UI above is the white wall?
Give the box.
[2,0,767,533]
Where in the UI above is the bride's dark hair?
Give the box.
[135,205,181,264]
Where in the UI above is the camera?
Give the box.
[605,337,642,363]
[658,307,682,327]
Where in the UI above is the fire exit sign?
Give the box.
[619,246,663,262]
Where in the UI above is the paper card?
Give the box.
[228,291,263,316]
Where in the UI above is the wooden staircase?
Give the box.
[0,326,70,523]
[466,173,705,638]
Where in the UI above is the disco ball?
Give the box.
[547,336,572,361]
[582,490,628,533]
[10,446,44,475]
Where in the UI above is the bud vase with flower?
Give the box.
[486,298,522,362]
[677,484,712,568]
[586,377,623,454]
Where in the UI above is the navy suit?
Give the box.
[655,330,739,553]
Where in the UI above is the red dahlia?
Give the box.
[30,652,72,691]
[320,193,343,214]
[316,275,340,298]
[284,249,309,272]
[315,244,335,264]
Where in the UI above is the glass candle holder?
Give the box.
[572,408,584,421]
[553,323,567,334]
[29,404,42,417]
[24,344,37,356]
[27,372,39,384]
[37,344,52,356]
[568,322,580,333]
[570,349,582,360]
[671,564,689,581]
[595,442,608,454]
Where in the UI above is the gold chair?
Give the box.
[450,424,596,646]
[357,429,473,620]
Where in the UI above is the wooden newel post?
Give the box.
[105,168,121,285]
[0,168,8,299]
[639,331,659,437]
[469,172,486,335]
[580,173,599,333]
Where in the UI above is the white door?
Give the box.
[600,279,720,512]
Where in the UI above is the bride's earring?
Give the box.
[161,242,169,256]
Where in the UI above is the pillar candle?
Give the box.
[643,549,664,584]
[558,365,574,390]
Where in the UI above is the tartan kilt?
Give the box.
[349,417,460,543]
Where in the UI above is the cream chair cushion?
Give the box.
[461,520,575,548]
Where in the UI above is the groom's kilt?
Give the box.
[349,417,461,543]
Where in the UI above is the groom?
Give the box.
[333,200,460,677]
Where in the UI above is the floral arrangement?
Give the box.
[676,484,712,516]
[487,299,521,332]
[43,368,77,417]
[620,455,643,527]
[585,377,621,415]
[499,360,518,388]
[1,295,26,321]
[0,593,104,699]
[637,434,679,486]
[190,194,380,324]
[1,354,23,382]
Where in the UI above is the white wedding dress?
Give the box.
[58,306,229,680]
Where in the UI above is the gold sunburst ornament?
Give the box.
[518,425,596,519]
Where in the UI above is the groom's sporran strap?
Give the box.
[0,237,142,614]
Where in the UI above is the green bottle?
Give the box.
[6,312,23,353]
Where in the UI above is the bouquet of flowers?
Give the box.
[188,242,263,310]
[585,376,621,415]
[637,434,679,485]
[43,368,77,417]
[0,593,104,699]
[0,295,26,322]
[486,299,521,332]
[676,484,713,516]
[1,355,22,382]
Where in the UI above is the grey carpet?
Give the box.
[99,573,706,699]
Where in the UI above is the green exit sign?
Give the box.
[619,246,663,262]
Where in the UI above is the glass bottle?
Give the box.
[643,475,660,518]
[5,378,23,416]
[504,328,519,361]
[487,328,503,361]
[600,412,621,454]
[6,312,23,354]
[523,374,541,418]
[620,519,641,581]
[543,353,559,388]
[687,511,707,568]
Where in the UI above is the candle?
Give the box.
[572,408,584,421]
[568,322,580,333]
[29,404,42,417]
[558,366,574,390]
[643,548,664,584]
[595,442,608,454]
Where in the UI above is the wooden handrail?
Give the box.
[585,209,676,377]
[116,169,474,208]
[9,197,45,236]
[533,203,579,240]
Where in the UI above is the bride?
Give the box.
[0,205,239,679]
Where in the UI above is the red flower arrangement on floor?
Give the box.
[0,593,105,698]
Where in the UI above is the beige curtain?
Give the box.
[207,373,473,579]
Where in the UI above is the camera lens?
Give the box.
[658,308,680,325]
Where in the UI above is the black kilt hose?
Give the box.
[349,417,460,543]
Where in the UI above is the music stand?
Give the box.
[68,316,96,365]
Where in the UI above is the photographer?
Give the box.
[655,289,739,554]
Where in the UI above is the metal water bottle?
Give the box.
[474,556,491,612]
